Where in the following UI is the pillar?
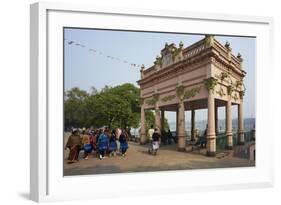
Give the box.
[140,105,146,144]
[238,101,245,145]
[177,101,186,151]
[176,108,179,136]
[155,103,161,132]
[225,97,233,149]
[161,110,165,133]
[191,109,196,141]
[215,104,219,135]
[207,91,216,156]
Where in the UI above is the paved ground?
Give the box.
[64,141,255,176]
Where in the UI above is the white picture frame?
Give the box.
[30,2,274,202]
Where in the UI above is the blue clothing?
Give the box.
[109,140,117,152]
[84,144,93,153]
[119,133,128,154]
[120,142,128,150]
[98,134,109,151]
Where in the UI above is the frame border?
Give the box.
[30,2,274,202]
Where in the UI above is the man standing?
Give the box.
[151,128,161,155]
[147,125,154,144]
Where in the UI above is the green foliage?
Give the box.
[176,85,201,100]
[183,86,201,99]
[171,47,181,61]
[145,110,155,130]
[154,55,163,66]
[227,85,234,95]
[235,80,243,89]
[176,85,185,97]
[64,83,141,130]
[144,110,169,131]
[164,118,170,130]
[216,87,226,97]
[146,98,155,106]
[204,77,218,92]
[239,90,245,99]
[220,72,228,82]
[161,95,176,102]
[64,87,88,128]
[205,35,214,47]
[232,93,239,101]
[145,93,159,106]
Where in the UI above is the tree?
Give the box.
[64,83,141,130]
[90,86,98,96]
[144,110,170,131]
[64,83,169,131]
[107,83,140,129]
[64,83,169,132]
[64,87,88,129]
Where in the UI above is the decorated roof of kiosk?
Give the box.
[137,35,247,111]
[138,35,246,84]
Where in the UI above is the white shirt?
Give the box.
[148,128,154,140]
[116,128,121,139]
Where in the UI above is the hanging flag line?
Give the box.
[64,38,142,68]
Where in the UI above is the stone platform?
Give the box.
[64,142,255,176]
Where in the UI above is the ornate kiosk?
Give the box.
[137,35,246,156]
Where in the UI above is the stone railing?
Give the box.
[183,44,207,59]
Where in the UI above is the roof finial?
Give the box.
[179,41,184,49]
[237,52,243,62]
[225,41,230,48]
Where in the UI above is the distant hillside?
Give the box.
[168,118,255,134]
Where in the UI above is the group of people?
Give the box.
[65,127,129,163]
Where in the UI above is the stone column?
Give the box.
[140,105,146,144]
[155,103,161,132]
[191,109,196,141]
[225,97,233,149]
[161,110,165,133]
[176,108,179,136]
[207,91,216,156]
[238,101,245,145]
[215,104,219,135]
[177,101,186,151]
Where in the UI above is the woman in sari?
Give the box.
[65,130,83,163]
[108,129,117,157]
[97,130,109,160]
[81,130,92,160]
[119,129,129,157]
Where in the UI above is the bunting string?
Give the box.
[64,38,142,68]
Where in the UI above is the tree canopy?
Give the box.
[64,83,169,131]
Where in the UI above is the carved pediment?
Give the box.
[154,42,184,69]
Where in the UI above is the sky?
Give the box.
[64,28,256,123]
